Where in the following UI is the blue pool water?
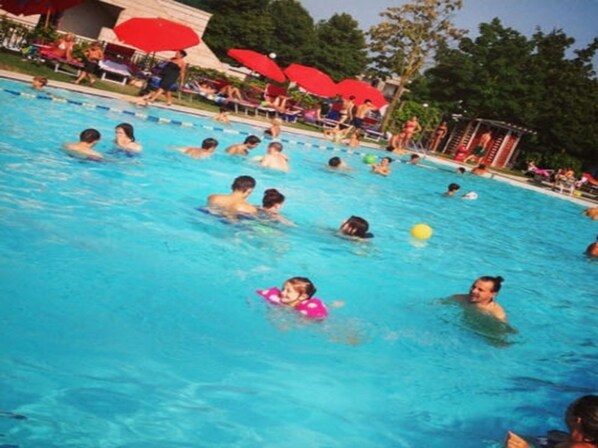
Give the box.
[0,77,596,447]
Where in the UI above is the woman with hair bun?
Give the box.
[452,276,507,322]
[260,189,293,225]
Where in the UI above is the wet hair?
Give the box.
[33,76,47,86]
[382,157,393,163]
[410,154,420,161]
[231,175,256,192]
[567,395,598,442]
[285,277,316,299]
[219,107,227,113]
[79,128,101,143]
[116,123,135,141]
[244,135,261,145]
[268,142,283,152]
[262,188,285,209]
[478,163,487,169]
[448,183,461,192]
[341,216,370,238]
[329,157,341,167]
[178,49,187,57]
[477,276,504,293]
[201,138,218,150]
[457,167,466,174]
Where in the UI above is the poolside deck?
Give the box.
[2,69,596,208]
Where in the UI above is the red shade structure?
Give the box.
[336,79,387,109]
[113,17,200,53]
[227,48,286,83]
[0,0,85,16]
[284,63,337,98]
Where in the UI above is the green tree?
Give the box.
[309,13,368,80]
[265,0,316,67]
[367,0,464,130]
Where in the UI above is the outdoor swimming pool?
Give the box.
[0,77,596,447]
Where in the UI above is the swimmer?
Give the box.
[452,276,507,322]
[258,277,331,319]
[213,107,230,124]
[260,141,289,172]
[456,167,467,174]
[114,123,142,154]
[506,395,598,448]
[264,118,282,138]
[340,216,373,239]
[583,207,598,220]
[31,76,47,90]
[444,183,461,196]
[346,129,364,148]
[207,175,258,216]
[408,154,421,165]
[63,128,103,161]
[225,135,261,156]
[175,137,219,159]
[328,156,351,170]
[472,163,489,176]
[372,157,393,176]
[586,238,598,258]
[260,188,293,225]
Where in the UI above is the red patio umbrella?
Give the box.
[113,17,200,53]
[284,63,337,98]
[0,0,85,16]
[336,79,387,109]
[227,48,286,83]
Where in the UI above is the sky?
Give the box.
[298,0,598,59]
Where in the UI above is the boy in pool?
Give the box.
[260,141,289,172]
[63,129,103,161]
[264,118,282,138]
[225,135,261,156]
[175,137,219,159]
[207,175,258,216]
[328,156,351,170]
[213,107,230,124]
[31,76,48,90]
[444,183,461,196]
[372,157,393,176]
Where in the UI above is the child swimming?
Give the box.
[257,277,328,320]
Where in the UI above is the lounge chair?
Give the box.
[98,43,138,85]
[38,46,83,77]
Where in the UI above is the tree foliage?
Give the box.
[367,0,464,130]
[410,18,598,168]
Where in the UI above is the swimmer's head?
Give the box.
[381,156,393,165]
[448,183,461,192]
[409,154,420,163]
[281,277,316,305]
[468,276,504,304]
[267,142,283,153]
[457,167,466,174]
[80,128,101,144]
[565,395,598,440]
[262,188,285,211]
[201,138,218,150]
[272,118,282,125]
[477,163,487,169]
[340,215,370,238]
[329,157,342,167]
[231,175,256,194]
[244,135,261,148]
[115,123,135,141]
[219,107,228,114]
[32,76,47,89]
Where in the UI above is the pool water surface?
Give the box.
[0,77,597,447]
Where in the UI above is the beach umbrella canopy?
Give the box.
[0,0,85,16]
[113,17,200,53]
[336,79,388,109]
[227,48,286,83]
[284,63,337,98]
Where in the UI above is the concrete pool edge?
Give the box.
[2,69,596,208]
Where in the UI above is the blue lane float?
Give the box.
[1,86,373,158]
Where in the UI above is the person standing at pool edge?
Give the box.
[452,276,507,322]
[207,175,258,216]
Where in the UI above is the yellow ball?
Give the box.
[411,223,433,240]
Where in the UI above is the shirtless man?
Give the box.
[472,163,489,176]
[372,157,392,176]
[260,141,289,172]
[582,207,598,220]
[63,129,103,161]
[352,99,373,129]
[225,135,261,156]
[452,276,507,322]
[175,137,219,159]
[207,175,258,216]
